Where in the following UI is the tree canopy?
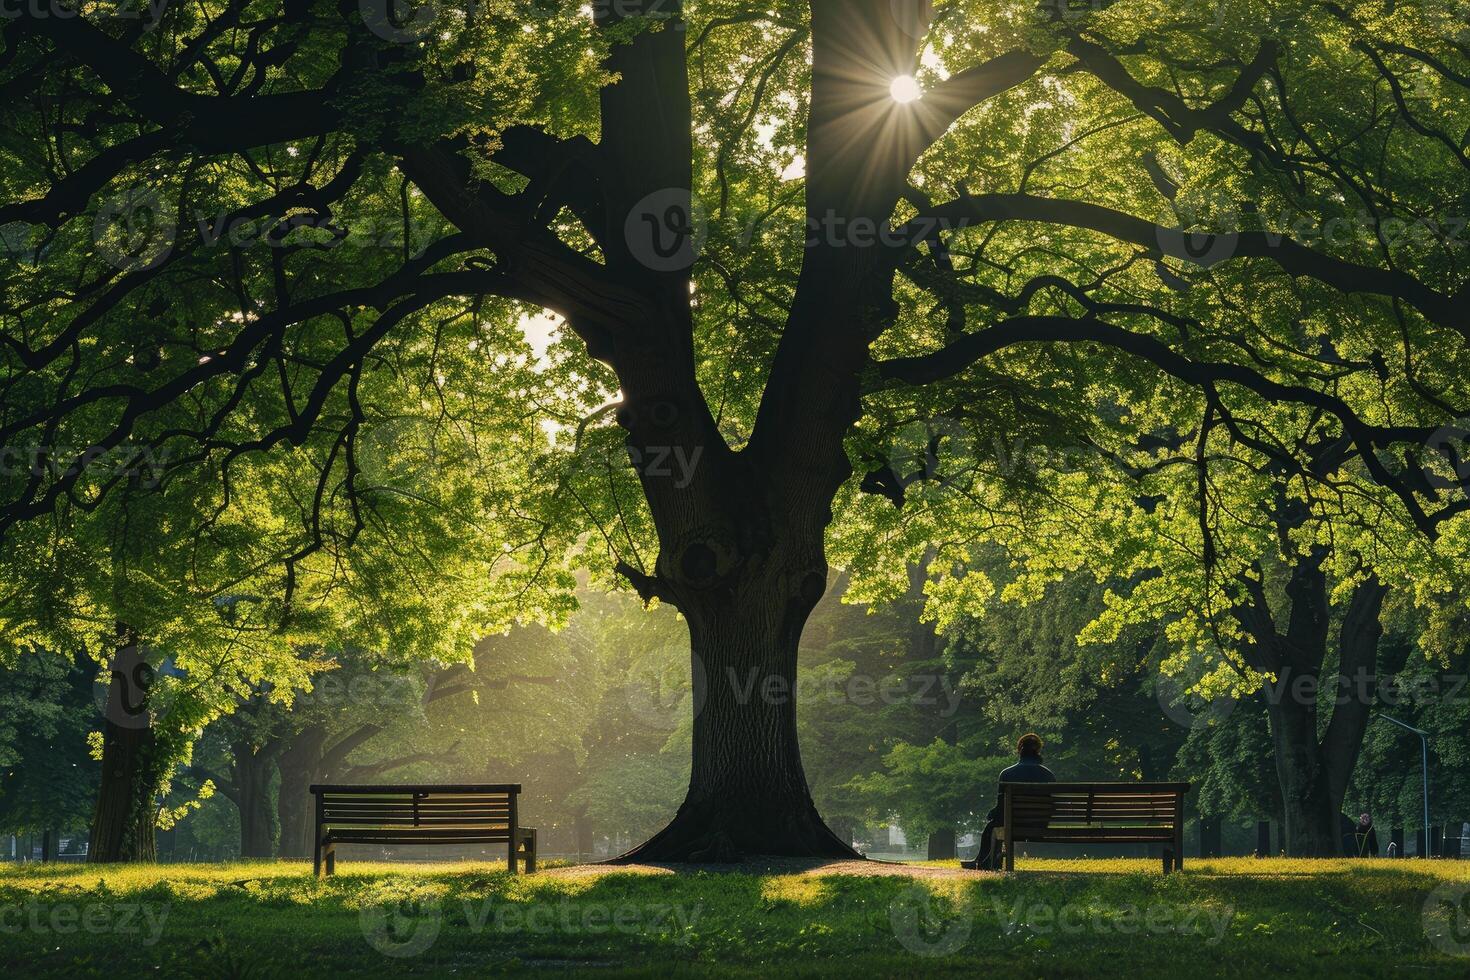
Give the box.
[2,0,1469,858]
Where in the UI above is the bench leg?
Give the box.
[313,839,322,878]
[324,843,336,877]
[1162,848,1174,874]
[519,829,537,874]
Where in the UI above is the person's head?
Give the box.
[1359,812,1372,827]
[1017,733,1044,759]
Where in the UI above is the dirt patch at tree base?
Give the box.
[544,858,984,880]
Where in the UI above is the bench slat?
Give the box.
[997,781,1191,873]
[312,784,522,794]
[313,783,536,878]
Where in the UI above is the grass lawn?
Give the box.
[2,856,1469,977]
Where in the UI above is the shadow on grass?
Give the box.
[1,859,1467,978]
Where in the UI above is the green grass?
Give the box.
[2,857,1469,977]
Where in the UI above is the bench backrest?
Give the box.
[310,783,521,832]
[1003,782,1189,834]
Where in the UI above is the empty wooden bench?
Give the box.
[995,781,1190,872]
[309,783,537,876]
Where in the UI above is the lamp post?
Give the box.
[1376,714,1430,858]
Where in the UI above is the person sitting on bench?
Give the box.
[962,732,1055,870]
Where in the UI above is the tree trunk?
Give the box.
[88,662,162,863]
[234,741,277,859]
[1263,683,1341,856]
[926,828,957,860]
[1199,815,1222,858]
[276,725,326,859]
[618,569,857,862]
[1236,550,1388,858]
[573,809,594,861]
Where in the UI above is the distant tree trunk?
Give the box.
[1199,815,1222,858]
[1264,691,1341,856]
[1232,542,1388,857]
[926,828,957,860]
[89,631,165,863]
[1255,820,1272,857]
[234,741,277,858]
[89,697,161,861]
[572,809,594,860]
[276,725,327,859]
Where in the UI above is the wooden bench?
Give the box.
[309,783,537,876]
[994,781,1190,872]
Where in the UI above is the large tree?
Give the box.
[3,0,1468,859]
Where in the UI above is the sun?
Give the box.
[889,75,923,104]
